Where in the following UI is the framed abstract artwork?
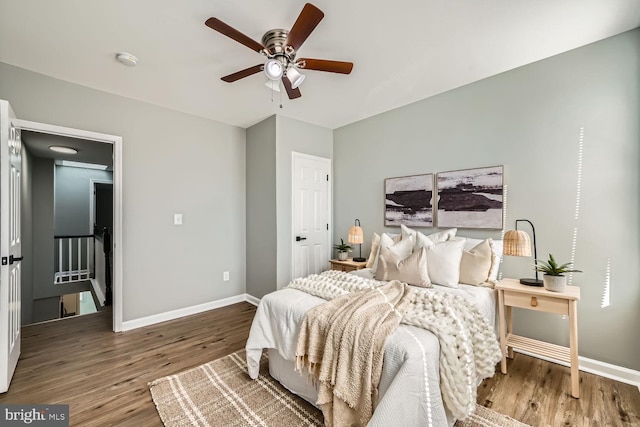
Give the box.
[435,166,504,229]
[384,174,434,227]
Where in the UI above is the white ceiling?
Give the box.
[0,1,638,129]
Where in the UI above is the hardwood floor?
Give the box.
[477,353,640,426]
[1,302,638,426]
[0,303,256,426]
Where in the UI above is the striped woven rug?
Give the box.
[150,350,528,427]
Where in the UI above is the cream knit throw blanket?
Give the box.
[288,270,502,420]
[295,280,410,427]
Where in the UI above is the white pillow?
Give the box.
[365,232,381,269]
[372,233,414,273]
[375,246,431,287]
[367,232,406,270]
[459,239,494,286]
[401,224,457,252]
[426,239,466,288]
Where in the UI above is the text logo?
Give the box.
[1,405,68,426]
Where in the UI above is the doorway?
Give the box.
[14,119,123,332]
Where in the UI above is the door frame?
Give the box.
[13,119,123,332]
[290,151,332,284]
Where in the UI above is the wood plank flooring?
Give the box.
[0,303,256,426]
[477,353,640,426]
[0,302,638,426]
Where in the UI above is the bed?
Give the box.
[246,227,503,426]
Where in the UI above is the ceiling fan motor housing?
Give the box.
[261,29,290,56]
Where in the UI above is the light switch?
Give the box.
[174,213,183,225]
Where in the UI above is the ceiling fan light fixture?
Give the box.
[265,80,281,92]
[287,67,305,89]
[264,58,284,80]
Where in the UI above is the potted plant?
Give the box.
[333,238,352,261]
[535,254,582,292]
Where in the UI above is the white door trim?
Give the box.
[290,151,332,282]
[13,119,124,332]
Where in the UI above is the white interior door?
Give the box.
[292,153,331,279]
[0,100,21,393]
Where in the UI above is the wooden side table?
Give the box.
[329,258,367,272]
[496,278,581,398]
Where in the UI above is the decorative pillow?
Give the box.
[365,232,381,269]
[425,239,466,288]
[459,239,494,286]
[372,233,414,273]
[463,238,503,282]
[401,224,458,252]
[415,229,458,252]
[375,246,431,287]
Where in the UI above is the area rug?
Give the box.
[454,404,530,427]
[150,350,529,427]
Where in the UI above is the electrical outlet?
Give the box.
[174,213,183,225]
[223,271,230,281]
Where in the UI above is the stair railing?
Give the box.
[53,234,94,284]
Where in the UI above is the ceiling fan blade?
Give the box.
[297,58,353,74]
[221,64,264,83]
[282,76,302,99]
[286,3,324,51]
[205,17,270,54]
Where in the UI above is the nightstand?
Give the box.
[496,278,581,398]
[329,258,367,272]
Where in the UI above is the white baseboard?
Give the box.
[89,278,105,307]
[245,294,261,306]
[514,349,640,388]
[121,294,246,331]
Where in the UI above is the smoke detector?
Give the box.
[115,52,138,67]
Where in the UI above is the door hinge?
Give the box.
[326,224,329,230]
[326,174,329,181]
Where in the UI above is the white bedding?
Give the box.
[245,276,496,427]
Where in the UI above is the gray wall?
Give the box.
[245,115,333,298]
[20,145,33,324]
[246,116,277,299]
[275,116,333,289]
[333,29,640,371]
[54,165,112,236]
[0,62,246,322]
[32,157,55,300]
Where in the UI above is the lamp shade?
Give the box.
[503,229,532,257]
[286,67,305,89]
[348,226,364,244]
[264,58,284,80]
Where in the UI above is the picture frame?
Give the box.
[384,173,434,227]
[435,165,504,229]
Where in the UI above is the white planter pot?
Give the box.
[338,251,348,261]
[543,275,567,292]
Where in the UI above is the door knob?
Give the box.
[295,236,307,242]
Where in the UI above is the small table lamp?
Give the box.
[503,219,543,286]
[348,219,366,262]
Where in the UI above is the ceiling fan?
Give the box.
[205,3,354,100]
